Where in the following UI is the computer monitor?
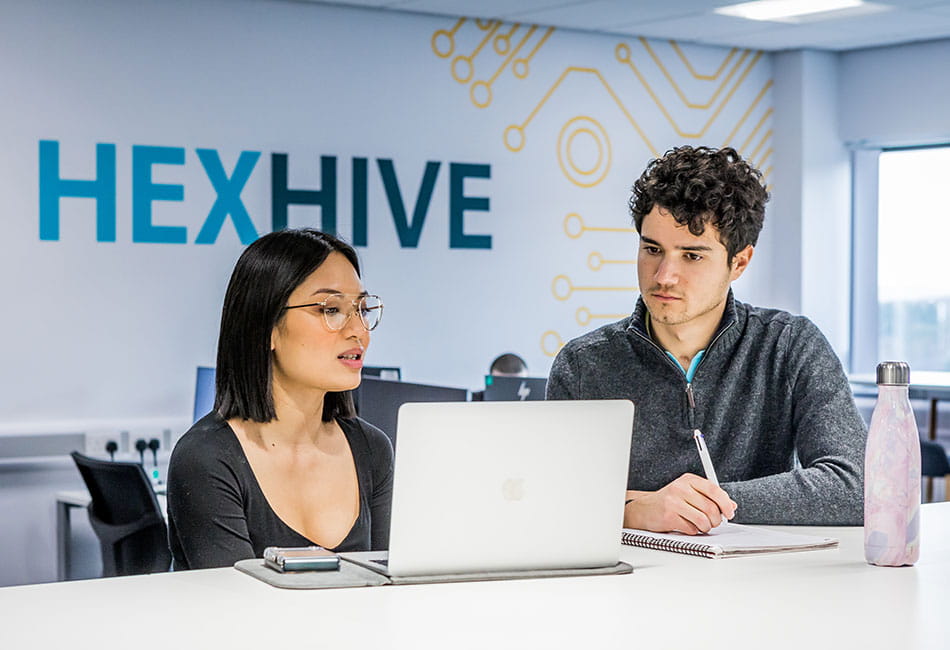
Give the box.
[482,375,548,402]
[354,376,468,444]
[193,366,216,423]
[361,366,402,381]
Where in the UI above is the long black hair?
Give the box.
[214,228,361,423]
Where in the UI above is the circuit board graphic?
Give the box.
[431,18,772,357]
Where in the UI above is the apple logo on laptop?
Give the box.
[502,477,526,501]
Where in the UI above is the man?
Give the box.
[471,353,530,401]
[489,353,529,377]
[547,146,865,533]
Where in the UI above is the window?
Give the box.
[876,147,950,372]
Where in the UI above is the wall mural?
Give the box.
[1,2,773,427]
[429,18,773,360]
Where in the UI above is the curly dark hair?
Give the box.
[628,146,769,261]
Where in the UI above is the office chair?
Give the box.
[70,451,172,577]
[920,440,950,503]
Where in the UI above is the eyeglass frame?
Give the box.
[281,293,384,332]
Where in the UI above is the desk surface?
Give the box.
[7,502,949,650]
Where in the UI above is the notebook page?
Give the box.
[622,522,838,558]
[701,523,838,554]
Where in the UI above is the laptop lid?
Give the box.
[482,375,548,401]
[385,400,634,578]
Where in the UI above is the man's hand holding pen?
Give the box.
[623,474,737,535]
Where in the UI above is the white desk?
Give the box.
[8,502,949,650]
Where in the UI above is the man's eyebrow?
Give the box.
[640,236,713,252]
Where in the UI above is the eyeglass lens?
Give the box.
[322,295,383,331]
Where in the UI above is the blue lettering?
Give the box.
[38,140,117,242]
[271,154,337,234]
[132,145,186,244]
[352,157,368,247]
[378,159,440,249]
[194,149,261,245]
[38,140,493,250]
[449,163,491,249]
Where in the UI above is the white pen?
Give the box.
[693,428,720,486]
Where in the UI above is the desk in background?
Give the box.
[14,502,950,649]
[850,370,950,440]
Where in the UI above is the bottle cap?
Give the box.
[876,361,910,386]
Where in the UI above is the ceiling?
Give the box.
[312,0,950,51]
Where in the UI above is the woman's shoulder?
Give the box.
[339,416,394,464]
[174,412,232,448]
[169,412,242,472]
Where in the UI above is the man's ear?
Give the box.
[730,245,754,281]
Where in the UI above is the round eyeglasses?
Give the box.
[282,294,384,332]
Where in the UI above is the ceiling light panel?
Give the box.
[714,0,868,22]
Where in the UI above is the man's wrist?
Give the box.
[624,490,647,504]
[623,490,650,529]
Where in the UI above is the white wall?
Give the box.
[0,0,773,435]
[769,50,851,358]
[839,38,950,147]
[767,52,806,315]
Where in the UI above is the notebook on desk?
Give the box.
[621,522,838,559]
[342,400,635,583]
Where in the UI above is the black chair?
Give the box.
[920,440,950,503]
[70,451,172,577]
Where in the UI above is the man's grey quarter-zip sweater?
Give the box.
[547,292,866,526]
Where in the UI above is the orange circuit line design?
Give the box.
[428,18,773,357]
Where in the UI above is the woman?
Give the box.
[167,228,392,570]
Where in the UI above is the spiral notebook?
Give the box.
[621,522,838,558]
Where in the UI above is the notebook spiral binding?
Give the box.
[621,531,717,558]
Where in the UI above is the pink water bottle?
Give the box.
[864,361,921,566]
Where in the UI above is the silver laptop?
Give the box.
[342,399,634,580]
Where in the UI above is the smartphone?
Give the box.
[263,546,341,572]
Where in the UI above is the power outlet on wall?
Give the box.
[84,430,122,457]
[125,427,162,458]
[82,424,182,460]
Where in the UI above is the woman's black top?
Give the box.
[167,411,393,570]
